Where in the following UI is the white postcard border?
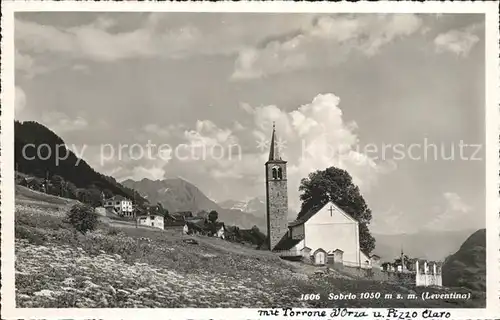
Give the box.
[1,1,499,319]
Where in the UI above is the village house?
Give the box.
[104,195,134,217]
[173,211,194,221]
[137,214,164,230]
[183,217,226,239]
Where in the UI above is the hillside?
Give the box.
[15,120,146,204]
[373,229,477,262]
[122,178,266,230]
[15,191,484,308]
[441,229,486,292]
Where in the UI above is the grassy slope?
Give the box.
[14,186,485,308]
[442,229,486,292]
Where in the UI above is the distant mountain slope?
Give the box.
[373,229,477,261]
[441,229,486,291]
[122,178,266,230]
[122,178,218,213]
[14,120,146,204]
[219,197,265,217]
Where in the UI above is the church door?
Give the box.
[315,251,326,265]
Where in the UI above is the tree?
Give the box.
[156,203,170,219]
[51,174,65,196]
[65,181,78,199]
[298,167,376,254]
[208,210,218,223]
[87,188,103,207]
[103,189,113,198]
[196,210,209,219]
[76,188,91,204]
[394,254,413,271]
[65,203,98,234]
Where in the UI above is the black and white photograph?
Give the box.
[2,1,499,319]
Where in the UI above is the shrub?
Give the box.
[208,210,218,223]
[65,203,98,234]
[107,227,121,236]
[15,225,47,245]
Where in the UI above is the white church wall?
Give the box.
[303,203,360,266]
[304,222,359,265]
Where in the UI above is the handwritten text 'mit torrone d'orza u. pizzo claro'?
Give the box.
[258,308,452,319]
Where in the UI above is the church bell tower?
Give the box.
[265,123,288,251]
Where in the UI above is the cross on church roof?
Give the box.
[328,205,334,216]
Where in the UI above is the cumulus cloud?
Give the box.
[41,112,88,133]
[251,93,393,210]
[424,192,473,231]
[443,192,472,213]
[15,50,49,78]
[15,14,200,63]
[17,13,425,80]
[15,86,27,117]
[434,23,482,57]
[231,14,423,80]
[182,120,241,162]
[72,64,90,73]
[159,93,394,212]
[83,92,393,208]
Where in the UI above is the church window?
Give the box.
[272,167,278,179]
[277,167,283,179]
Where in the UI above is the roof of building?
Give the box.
[106,195,130,202]
[313,248,327,254]
[289,201,358,227]
[267,123,286,163]
[25,177,44,184]
[173,211,193,219]
[273,233,302,251]
[137,214,163,219]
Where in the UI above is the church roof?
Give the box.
[289,201,358,227]
[267,122,285,162]
[289,205,322,227]
[273,233,302,251]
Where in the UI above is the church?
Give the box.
[265,125,373,268]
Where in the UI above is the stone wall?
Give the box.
[266,162,288,250]
[331,263,416,285]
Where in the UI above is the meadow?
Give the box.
[14,186,484,308]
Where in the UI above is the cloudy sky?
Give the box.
[15,12,485,234]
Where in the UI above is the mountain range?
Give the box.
[122,177,473,262]
[121,178,267,231]
[218,198,265,214]
[372,228,478,262]
[15,120,477,263]
[14,121,146,204]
